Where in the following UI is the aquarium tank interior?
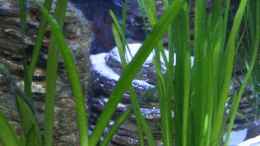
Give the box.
[0,0,259,146]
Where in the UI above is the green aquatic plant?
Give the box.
[100,108,131,146]
[0,112,19,146]
[0,0,259,146]
[0,64,42,146]
[224,0,259,143]
[0,96,43,146]
[40,6,89,146]
[135,1,258,146]
[43,0,68,146]
[108,0,258,146]
[1,0,88,146]
[89,1,183,145]
[18,0,27,33]
[248,0,260,119]
[110,8,156,146]
[26,0,53,98]
[18,0,31,98]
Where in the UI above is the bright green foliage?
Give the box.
[3,0,258,146]
[111,9,156,146]
[18,0,27,33]
[0,95,42,146]
[26,0,53,99]
[119,0,256,146]
[17,0,31,98]
[40,6,89,146]
[100,109,131,146]
[136,0,175,145]
[224,0,260,141]
[44,0,68,146]
[0,113,19,146]
[89,1,182,145]
[248,0,260,119]
[12,0,89,146]
[16,96,42,146]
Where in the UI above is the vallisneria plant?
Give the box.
[107,0,259,146]
[110,6,156,146]
[247,0,260,120]
[0,0,259,146]
[89,1,183,145]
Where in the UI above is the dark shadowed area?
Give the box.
[70,0,146,54]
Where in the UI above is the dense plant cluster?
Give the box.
[0,0,259,146]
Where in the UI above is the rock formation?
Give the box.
[0,0,92,146]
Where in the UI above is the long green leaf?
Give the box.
[0,112,19,146]
[16,96,42,146]
[212,0,248,145]
[18,0,27,32]
[18,0,30,98]
[26,0,53,99]
[173,2,191,146]
[89,1,183,145]
[43,0,68,146]
[224,0,260,145]
[100,109,131,146]
[40,7,88,146]
[224,37,259,146]
[140,0,175,145]
[111,10,156,146]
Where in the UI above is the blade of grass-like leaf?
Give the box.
[130,89,156,146]
[44,33,59,146]
[16,96,42,146]
[0,65,40,146]
[212,0,248,145]
[207,14,226,146]
[111,17,146,146]
[137,0,146,14]
[40,7,88,146]
[138,0,175,145]
[89,1,183,145]
[26,0,53,99]
[18,134,26,146]
[224,0,260,145]
[111,11,156,146]
[44,0,68,146]
[223,0,231,43]
[141,0,157,25]
[26,125,42,146]
[163,1,176,144]
[224,38,259,146]
[154,54,173,146]
[100,109,131,146]
[18,0,30,98]
[0,112,19,146]
[205,18,227,146]
[249,0,260,94]
[18,0,27,32]
[173,3,191,146]
[247,0,260,120]
[193,3,208,146]
[110,11,127,64]
[110,10,132,60]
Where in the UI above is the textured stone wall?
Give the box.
[0,0,92,145]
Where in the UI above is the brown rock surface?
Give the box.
[0,0,92,146]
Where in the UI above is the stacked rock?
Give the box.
[0,1,92,146]
[89,43,167,145]
[89,43,207,145]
